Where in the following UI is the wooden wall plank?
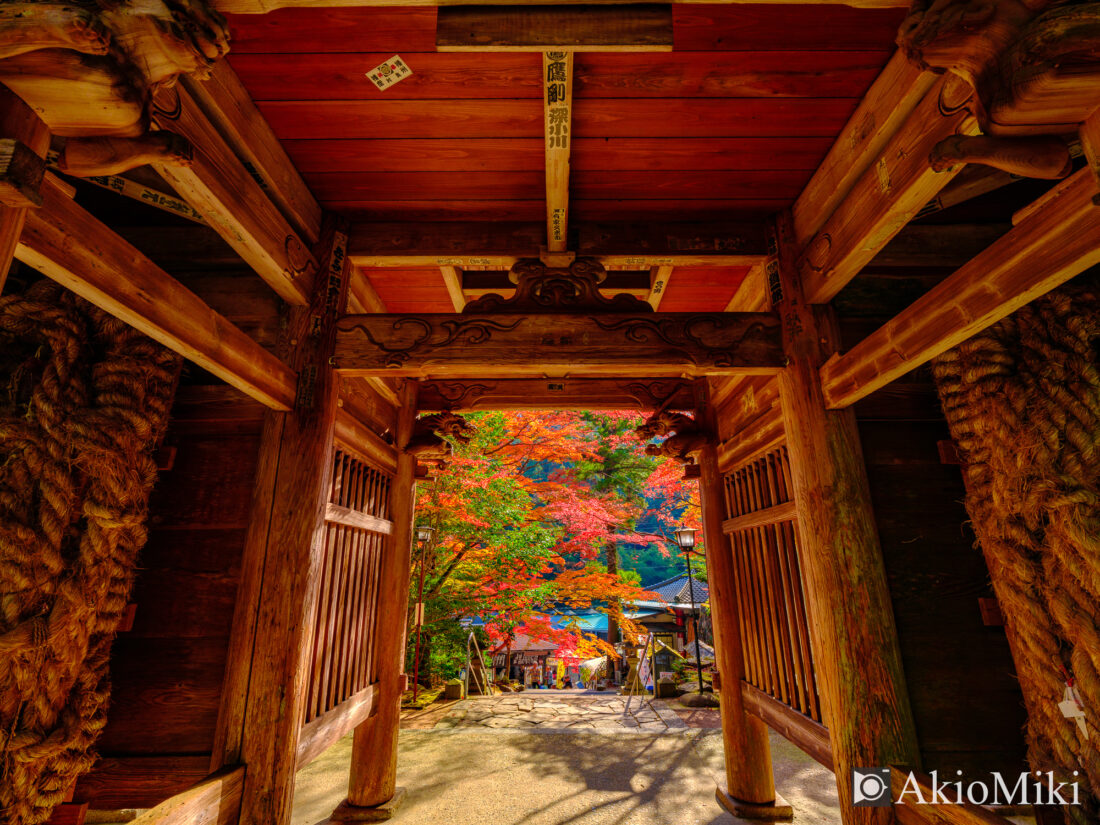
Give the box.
[672,5,906,51]
[226,8,438,53]
[258,99,856,140]
[283,137,833,174]
[16,176,298,411]
[437,4,673,51]
[232,51,884,102]
[305,169,809,202]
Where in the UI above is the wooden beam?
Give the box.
[796,74,979,304]
[0,85,48,294]
[717,410,783,472]
[334,312,783,378]
[182,62,322,245]
[437,5,673,52]
[237,221,349,825]
[723,500,796,534]
[348,220,768,268]
[821,168,1100,410]
[791,51,935,251]
[218,0,910,11]
[773,211,920,822]
[724,263,768,312]
[741,682,833,772]
[129,768,245,825]
[417,377,695,411]
[347,271,387,314]
[439,265,466,311]
[543,51,572,252]
[151,83,317,306]
[335,409,399,473]
[647,265,672,310]
[343,382,418,813]
[324,502,393,534]
[16,174,297,410]
[696,381,781,813]
[297,684,378,770]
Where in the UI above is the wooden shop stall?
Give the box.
[0,1,1098,824]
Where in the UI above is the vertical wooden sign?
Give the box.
[543,51,572,253]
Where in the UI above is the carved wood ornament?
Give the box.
[0,0,231,143]
[464,257,654,315]
[634,409,711,468]
[897,0,1100,174]
[406,411,475,474]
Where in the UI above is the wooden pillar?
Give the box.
[236,220,350,825]
[335,380,418,819]
[0,84,48,294]
[695,381,791,821]
[771,212,920,824]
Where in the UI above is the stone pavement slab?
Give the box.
[291,729,842,825]
[435,694,690,733]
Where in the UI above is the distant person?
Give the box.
[563,676,572,688]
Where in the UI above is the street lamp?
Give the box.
[674,527,707,696]
[412,525,434,702]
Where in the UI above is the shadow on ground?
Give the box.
[293,724,840,825]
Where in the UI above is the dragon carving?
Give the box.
[406,412,476,471]
[634,410,710,466]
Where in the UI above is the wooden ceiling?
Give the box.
[227,4,906,312]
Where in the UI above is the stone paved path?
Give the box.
[433,693,688,732]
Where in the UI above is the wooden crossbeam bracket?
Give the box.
[417,377,695,411]
[821,168,1100,409]
[436,5,673,52]
[151,83,318,307]
[16,173,298,410]
[796,74,980,304]
[439,265,466,311]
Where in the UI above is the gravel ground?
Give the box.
[292,727,841,825]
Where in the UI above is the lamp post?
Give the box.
[674,526,707,696]
[411,524,433,703]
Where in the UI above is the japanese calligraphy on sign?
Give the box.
[366,55,413,91]
[543,52,571,152]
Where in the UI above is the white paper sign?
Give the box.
[367,55,412,91]
[1059,685,1089,739]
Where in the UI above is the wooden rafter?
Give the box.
[795,74,979,304]
[151,83,318,306]
[16,174,297,410]
[0,85,48,295]
[439,265,466,311]
[821,168,1100,410]
[647,265,672,310]
[543,50,572,253]
[791,51,935,252]
[183,62,322,245]
[334,312,783,378]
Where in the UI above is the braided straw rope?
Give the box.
[933,281,1100,823]
[0,281,180,823]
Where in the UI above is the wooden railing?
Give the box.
[298,449,393,767]
[722,445,822,724]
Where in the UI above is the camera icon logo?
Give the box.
[852,767,892,807]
